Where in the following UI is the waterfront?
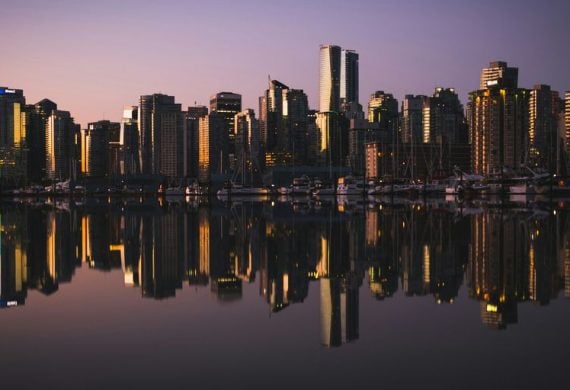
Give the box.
[1,197,569,389]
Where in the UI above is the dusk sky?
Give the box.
[2,0,569,126]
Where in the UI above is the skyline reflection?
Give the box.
[1,198,569,346]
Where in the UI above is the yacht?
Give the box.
[185,183,204,196]
[165,187,185,196]
[290,175,312,195]
[336,176,365,196]
[216,182,270,197]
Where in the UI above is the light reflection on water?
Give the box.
[0,197,569,389]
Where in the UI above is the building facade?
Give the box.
[469,61,529,175]
[529,84,561,172]
[138,94,185,178]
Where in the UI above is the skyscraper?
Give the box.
[469,61,529,175]
[121,106,139,175]
[260,79,288,165]
[319,45,359,112]
[422,88,467,144]
[234,109,262,184]
[259,80,311,166]
[341,49,359,105]
[401,95,428,143]
[319,44,342,113]
[480,61,518,89]
[198,112,228,183]
[209,92,242,146]
[186,106,208,179]
[529,84,561,171]
[368,91,399,142]
[25,99,57,181]
[46,110,79,180]
[0,87,27,180]
[566,92,570,167]
[83,120,120,177]
[138,94,185,178]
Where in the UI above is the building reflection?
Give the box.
[1,199,570,343]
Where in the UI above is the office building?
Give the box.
[186,106,208,179]
[82,120,120,177]
[423,88,467,144]
[234,109,262,184]
[316,112,342,166]
[121,106,139,175]
[209,92,241,147]
[260,80,289,165]
[0,87,27,180]
[260,80,311,166]
[401,95,428,143]
[368,91,399,143]
[138,94,185,177]
[46,110,79,180]
[198,112,229,183]
[341,49,359,105]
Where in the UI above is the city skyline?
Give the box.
[2,0,569,126]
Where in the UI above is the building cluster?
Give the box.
[1,201,569,337]
[1,50,568,188]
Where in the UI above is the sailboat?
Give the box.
[217,130,269,198]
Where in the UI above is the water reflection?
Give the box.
[1,198,569,345]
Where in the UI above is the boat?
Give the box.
[337,176,365,196]
[290,175,312,195]
[216,182,270,197]
[165,187,185,196]
[185,183,204,196]
[509,182,533,195]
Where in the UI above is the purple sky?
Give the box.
[2,0,569,126]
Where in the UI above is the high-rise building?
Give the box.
[341,49,359,105]
[260,80,289,165]
[46,110,79,180]
[209,92,241,146]
[121,106,139,175]
[234,109,262,185]
[316,112,342,166]
[529,84,561,172]
[319,44,342,113]
[25,99,57,181]
[285,88,310,165]
[260,80,311,166]
[82,120,120,177]
[138,94,185,177]
[0,87,25,148]
[401,95,428,143]
[368,91,399,143]
[566,92,570,167]
[469,61,529,175]
[319,45,359,112]
[479,61,518,89]
[186,106,208,179]
[198,112,229,183]
[422,88,467,144]
[0,87,27,181]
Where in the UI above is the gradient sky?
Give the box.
[2,0,569,126]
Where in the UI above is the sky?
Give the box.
[1,0,569,126]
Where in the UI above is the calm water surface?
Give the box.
[1,197,569,389]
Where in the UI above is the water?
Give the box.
[1,197,569,389]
